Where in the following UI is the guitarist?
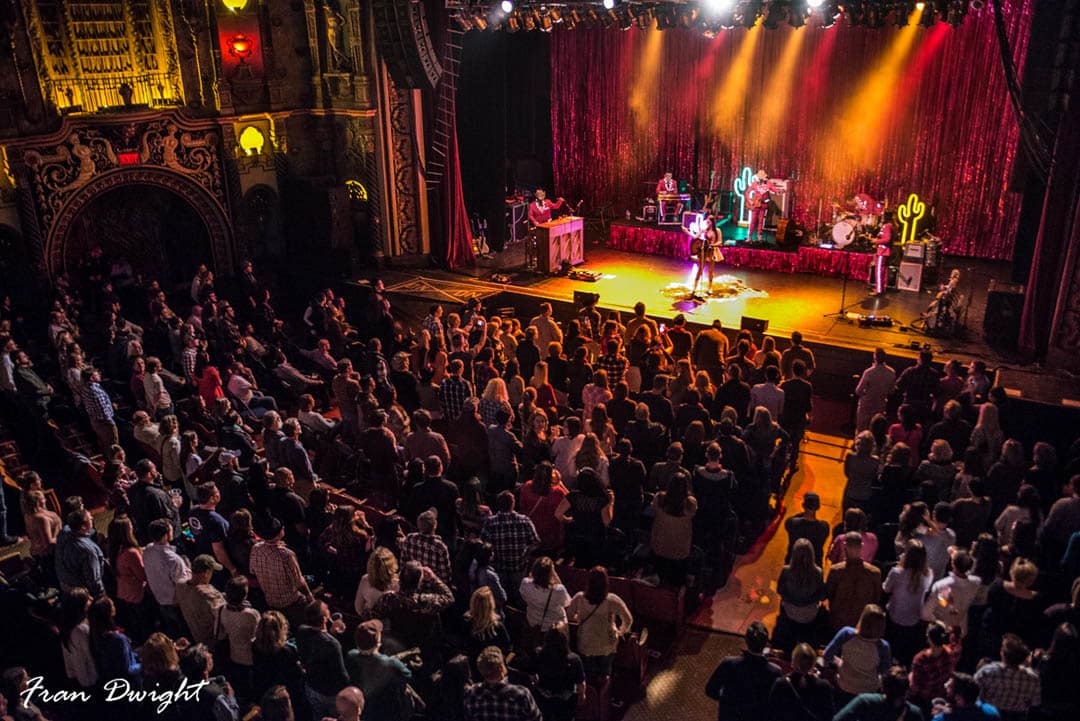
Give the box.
[690,211,723,297]
[872,212,895,295]
[746,170,772,242]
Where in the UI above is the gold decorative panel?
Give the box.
[22,0,185,114]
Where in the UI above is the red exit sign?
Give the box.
[118,152,140,166]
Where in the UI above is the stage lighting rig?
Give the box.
[500,0,513,13]
[702,0,735,15]
[603,0,616,10]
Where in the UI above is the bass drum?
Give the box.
[832,220,857,247]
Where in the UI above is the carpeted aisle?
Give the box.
[688,431,849,635]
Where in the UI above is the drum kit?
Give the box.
[826,192,885,248]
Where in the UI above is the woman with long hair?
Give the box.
[430,655,472,721]
[843,431,880,512]
[479,377,513,427]
[319,505,372,591]
[59,587,96,688]
[465,586,511,662]
[138,631,182,694]
[530,629,587,721]
[650,470,698,586]
[466,542,507,611]
[1033,622,1080,721]
[680,419,708,469]
[87,596,141,682]
[887,405,923,466]
[587,403,617,456]
[693,370,716,408]
[774,538,825,653]
[179,429,202,500]
[24,489,61,563]
[518,461,570,553]
[869,413,891,458]
[503,359,526,409]
[521,412,552,481]
[518,386,540,434]
[581,368,612,420]
[743,406,791,499]
[412,329,432,378]
[518,556,571,635]
[251,610,304,702]
[218,575,261,697]
[530,360,558,420]
[872,443,916,526]
[883,539,933,665]
[159,414,183,488]
[556,467,613,568]
[994,484,1043,550]
[107,515,148,643]
[568,566,633,680]
[754,335,781,370]
[987,438,1026,519]
[970,402,1004,471]
[429,333,449,384]
[227,508,257,575]
[572,432,609,486]
[456,476,492,538]
[823,604,892,698]
[354,546,400,617]
[669,358,694,406]
[195,350,225,408]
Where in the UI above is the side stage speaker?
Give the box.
[372,0,443,89]
[984,280,1024,350]
[897,261,923,292]
[740,316,769,335]
[574,291,600,308]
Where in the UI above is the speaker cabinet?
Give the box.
[897,261,923,292]
[372,0,443,89]
[740,316,769,334]
[984,280,1025,350]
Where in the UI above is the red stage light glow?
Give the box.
[227,33,254,63]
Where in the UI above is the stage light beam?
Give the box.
[756,25,807,149]
[629,26,665,132]
[711,24,762,135]
[703,0,735,13]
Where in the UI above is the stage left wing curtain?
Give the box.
[550,1,1033,261]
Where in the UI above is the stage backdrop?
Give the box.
[551,2,1032,260]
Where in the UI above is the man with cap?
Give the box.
[174,553,226,645]
[345,619,414,721]
[249,515,313,628]
[400,509,452,583]
[464,646,542,721]
[783,492,830,566]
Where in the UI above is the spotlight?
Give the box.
[915,1,925,9]
[501,0,513,13]
[807,0,824,7]
[603,0,615,9]
[703,0,735,14]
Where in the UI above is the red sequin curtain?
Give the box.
[551,2,1032,260]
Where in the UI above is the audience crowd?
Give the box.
[0,253,1077,721]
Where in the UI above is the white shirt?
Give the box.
[750,382,785,420]
[143,541,191,606]
[519,578,571,631]
[62,622,97,687]
[354,575,399,617]
[551,434,584,483]
[299,409,336,434]
[227,373,255,405]
[883,566,933,626]
[144,372,171,410]
[922,572,982,636]
[1,351,16,392]
[856,364,897,410]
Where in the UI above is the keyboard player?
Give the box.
[527,189,565,270]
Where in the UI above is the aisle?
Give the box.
[688,431,850,635]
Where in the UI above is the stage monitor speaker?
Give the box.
[984,280,1025,350]
[740,316,769,335]
[897,261,923,292]
[372,0,443,89]
[574,291,600,309]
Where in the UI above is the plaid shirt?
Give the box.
[973,662,1041,713]
[249,540,306,609]
[81,381,114,424]
[464,681,542,721]
[595,353,628,385]
[400,532,452,582]
[909,644,961,702]
[438,375,473,419]
[423,314,445,343]
[181,346,198,381]
[481,511,539,574]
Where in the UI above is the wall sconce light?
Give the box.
[221,0,249,11]
[239,126,266,156]
[227,33,255,63]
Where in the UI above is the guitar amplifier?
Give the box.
[897,261,923,292]
[903,243,927,263]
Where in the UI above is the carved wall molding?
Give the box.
[6,109,233,277]
[46,165,232,277]
[388,84,419,255]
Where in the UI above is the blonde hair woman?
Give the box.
[466,586,511,660]
[530,360,559,420]
[354,546,400,617]
[479,377,513,428]
[572,432,609,486]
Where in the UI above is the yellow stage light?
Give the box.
[239,126,265,156]
[221,0,249,11]
[756,26,806,150]
[629,26,665,133]
[711,25,762,135]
